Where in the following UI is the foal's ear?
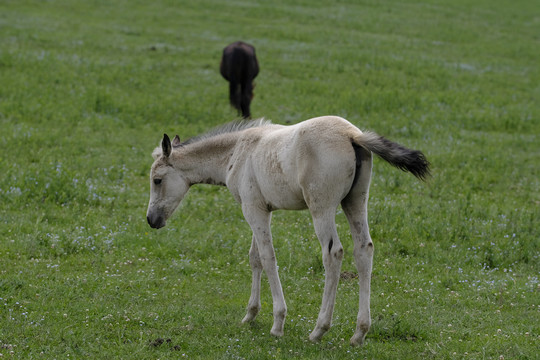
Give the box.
[172,135,181,148]
[162,134,172,158]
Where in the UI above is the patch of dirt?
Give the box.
[340,271,358,280]
[149,338,182,351]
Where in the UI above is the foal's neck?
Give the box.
[178,134,237,186]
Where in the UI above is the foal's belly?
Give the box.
[263,188,308,211]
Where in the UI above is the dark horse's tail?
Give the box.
[228,78,243,115]
[355,132,431,180]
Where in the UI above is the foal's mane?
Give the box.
[179,118,272,147]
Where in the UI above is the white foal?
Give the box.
[146,116,430,346]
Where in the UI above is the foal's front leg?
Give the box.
[242,205,287,336]
[242,235,262,323]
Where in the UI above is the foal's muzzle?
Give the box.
[147,214,166,229]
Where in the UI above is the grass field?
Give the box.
[1,0,539,358]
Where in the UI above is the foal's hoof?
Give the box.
[242,306,260,323]
[349,333,366,347]
[242,313,256,324]
[308,328,326,343]
[270,327,284,337]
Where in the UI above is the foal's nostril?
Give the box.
[147,214,165,229]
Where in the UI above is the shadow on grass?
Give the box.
[369,315,426,343]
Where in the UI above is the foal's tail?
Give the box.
[355,132,431,181]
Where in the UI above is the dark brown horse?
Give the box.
[220,41,259,119]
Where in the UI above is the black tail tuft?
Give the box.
[359,132,431,181]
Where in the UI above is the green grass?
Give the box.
[1,0,539,358]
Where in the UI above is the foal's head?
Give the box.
[146,134,188,229]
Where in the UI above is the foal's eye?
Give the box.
[153,178,162,185]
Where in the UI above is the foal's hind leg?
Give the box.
[341,151,374,346]
[242,235,262,323]
[309,209,344,342]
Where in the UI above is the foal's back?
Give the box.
[229,116,361,211]
[254,116,361,162]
